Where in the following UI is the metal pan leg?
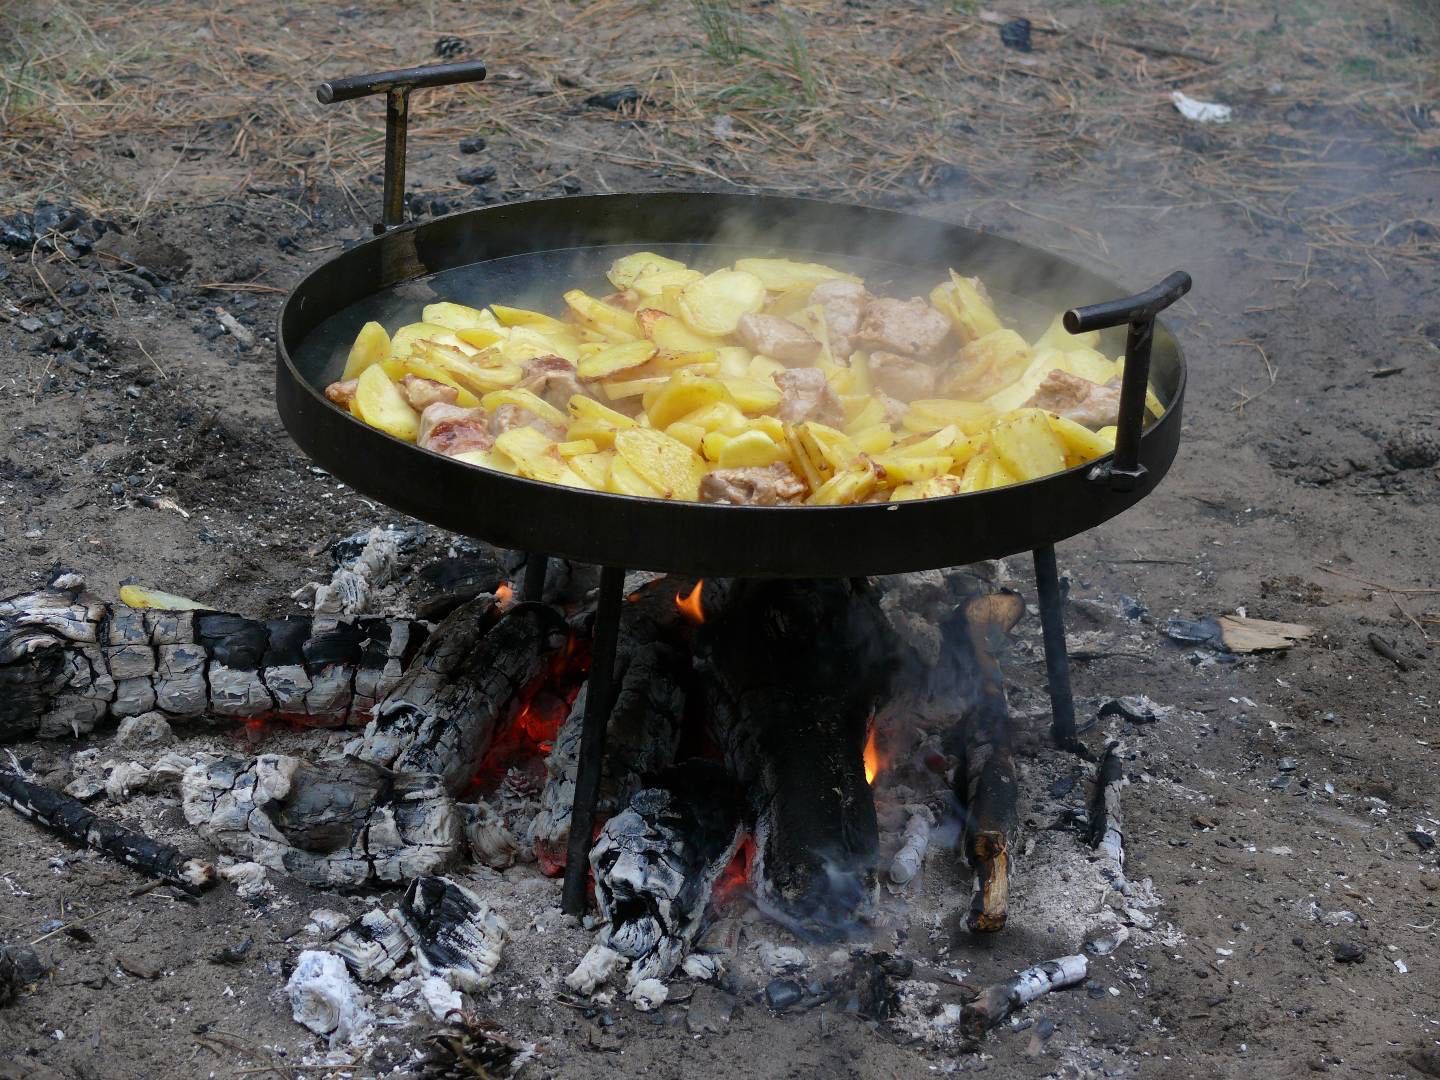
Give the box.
[523,554,549,603]
[1032,544,1084,754]
[560,564,626,915]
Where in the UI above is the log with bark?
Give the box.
[0,769,216,891]
[1,574,429,741]
[960,954,1088,1039]
[698,578,894,932]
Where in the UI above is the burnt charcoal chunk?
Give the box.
[262,617,311,668]
[196,613,269,670]
[457,165,497,186]
[585,87,641,110]
[302,620,366,669]
[458,135,487,154]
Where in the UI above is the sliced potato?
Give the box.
[480,387,568,428]
[783,424,823,493]
[990,410,1067,482]
[393,357,481,407]
[800,422,864,474]
[556,438,599,457]
[391,322,477,360]
[500,325,581,364]
[563,289,643,342]
[892,474,965,501]
[354,364,420,442]
[945,329,1031,402]
[763,282,816,318]
[568,395,637,428]
[930,270,1003,344]
[892,424,962,458]
[1035,313,1101,353]
[676,269,766,336]
[341,320,391,380]
[423,302,504,334]
[602,374,671,400]
[569,449,615,489]
[614,427,706,500]
[1056,347,1115,385]
[637,308,721,352]
[733,257,860,292]
[715,429,785,469]
[681,401,749,436]
[873,453,953,484]
[608,455,665,498]
[748,354,786,381]
[1046,412,1116,461]
[567,418,622,448]
[958,450,990,492]
[607,252,691,291]
[452,448,518,475]
[852,422,895,456]
[455,325,506,350]
[489,303,571,335]
[412,341,522,393]
[903,399,997,436]
[719,376,783,414]
[806,465,877,506]
[495,427,591,488]
[646,373,735,431]
[985,348,1066,414]
[577,340,657,381]
[665,421,707,453]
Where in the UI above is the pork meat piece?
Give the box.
[400,374,460,411]
[419,403,496,456]
[868,351,937,403]
[1023,370,1123,429]
[489,403,566,442]
[773,367,845,427]
[857,297,951,358]
[699,463,807,505]
[324,379,358,406]
[809,280,868,360]
[520,355,585,411]
[735,313,821,365]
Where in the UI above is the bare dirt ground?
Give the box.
[2,1,1439,1077]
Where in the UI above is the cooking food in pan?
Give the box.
[323,253,1160,505]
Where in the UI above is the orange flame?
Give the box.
[676,581,705,624]
[864,724,881,785]
[495,582,514,607]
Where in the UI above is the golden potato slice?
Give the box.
[715,346,753,378]
[489,303,571,335]
[607,252,690,290]
[452,448,519,475]
[569,450,615,489]
[563,290,643,342]
[806,465,877,506]
[747,354,786,381]
[354,364,420,442]
[985,348,1067,414]
[481,387,568,427]
[422,302,504,334]
[391,322,477,359]
[762,282,817,318]
[568,395,637,428]
[495,428,591,489]
[577,340,657,381]
[499,325,581,364]
[930,270,1003,343]
[637,309,721,353]
[958,450,990,492]
[681,401,749,435]
[783,424,823,493]
[665,421,707,453]
[412,342,522,394]
[718,376,783,414]
[842,396,886,434]
[800,422,864,473]
[718,429,785,469]
[602,374,671,400]
[873,453,953,484]
[456,325,506,350]
[677,269,766,336]
[1096,425,1118,443]
[394,357,481,407]
[614,428,706,500]
[699,430,730,462]
[733,257,860,292]
[891,424,961,457]
[945,329,1031,403]
[986,459,1021,489]
[852,423,895,456]
[646,372,735,430]
[556,438,599,457]
[892,474,965,501]
[990,410,1067,481]
[902,399,996,436]
[1046,412,1115,461]
[1035,313,1101,353]
[341,321,391,380]
[567,418,621,448]
[608,456,665,498]
[1056,347,1115,385]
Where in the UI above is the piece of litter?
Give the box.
[1394,959,1408,973]
[1171,91,1232,124]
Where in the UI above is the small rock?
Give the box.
[1278,756,1298,772]
[1098,696,1165,725]
[764,978,802,1010]
[117,952,161,979]
[114,711,174,750]
[585,87,640,110]
[17,316,44,333]
[1332,941,1365,964]
[1407,830,1435,851]
[458,135,487,154]
[998,17,1032,52]
[433,35,467,59]
[457,165,497,186]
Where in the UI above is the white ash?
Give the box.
[682,953,721,981]
[306,909,351,937]
[566,943,623,995]
[418,975,465,1023]
[286,949,372,1048]
[300,527,401,616]
[218,860,271,899]
[627,977,668,1011]
[113,712,174,750]
[757,942,810,976]
[461,800,523,869]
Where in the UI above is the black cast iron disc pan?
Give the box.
[277,193,1185,578]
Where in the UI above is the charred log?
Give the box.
[589,761,743,985]
[0,769,215,892]
[180,754,458,886]
[0,575,428,741]
[949,592,1025,934]
[330,907,412,983]
[699,578,893,932]
[960,954,1088,1039]
[350,600,553,792]
[1088,741,1127,889]
[396,875,508,991]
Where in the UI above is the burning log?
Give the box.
[0,575,428,741]
[949,592,1025,934]
[1088,741,1128,889]
[699,578,893,931]
[589,761,743,985]
[180,754,458,886]
[0,769,215,892]
[350,600,555,791]
[960,954,1089,1039]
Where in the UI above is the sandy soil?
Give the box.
[2,1,1439,1078]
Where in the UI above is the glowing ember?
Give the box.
[495,582,514,607]
[712,834,755,906]
[864,723,882,785]
[676,581,705,624]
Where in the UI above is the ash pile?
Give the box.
[0,527,1169,1073]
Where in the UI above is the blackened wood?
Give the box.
[396,875,508,991]
[699,578,893,931]
[0,770,215,892]
[1088,741,1127,887]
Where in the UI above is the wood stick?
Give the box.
[960,954,1089,1038]
[1088,741,1127,888]
[0,770,214,892]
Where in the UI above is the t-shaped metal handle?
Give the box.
[317,60,488,234]
[1064,270,1191,492]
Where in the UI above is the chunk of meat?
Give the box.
[324,379,358,406]
[699,463,807,505]
[400,374,459,411]
[773,368,844,428]
[867,351,937,403]
[1023,370,1123,429]
[734,313,821,365]
[809,280,868,360]
[489,404,566,442]
[418,403,496,456]
[857,297,951,357]
[519,355,585,411]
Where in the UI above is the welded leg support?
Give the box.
[522,554,549,603]
[560,564,626,915]
[1032,544,1082,754]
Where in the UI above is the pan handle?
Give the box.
[316,60,488,235]
[1063,270,1191,492]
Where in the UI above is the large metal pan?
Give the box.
[276,64,1189,579]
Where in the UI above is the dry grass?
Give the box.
[1,0,1437,268]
